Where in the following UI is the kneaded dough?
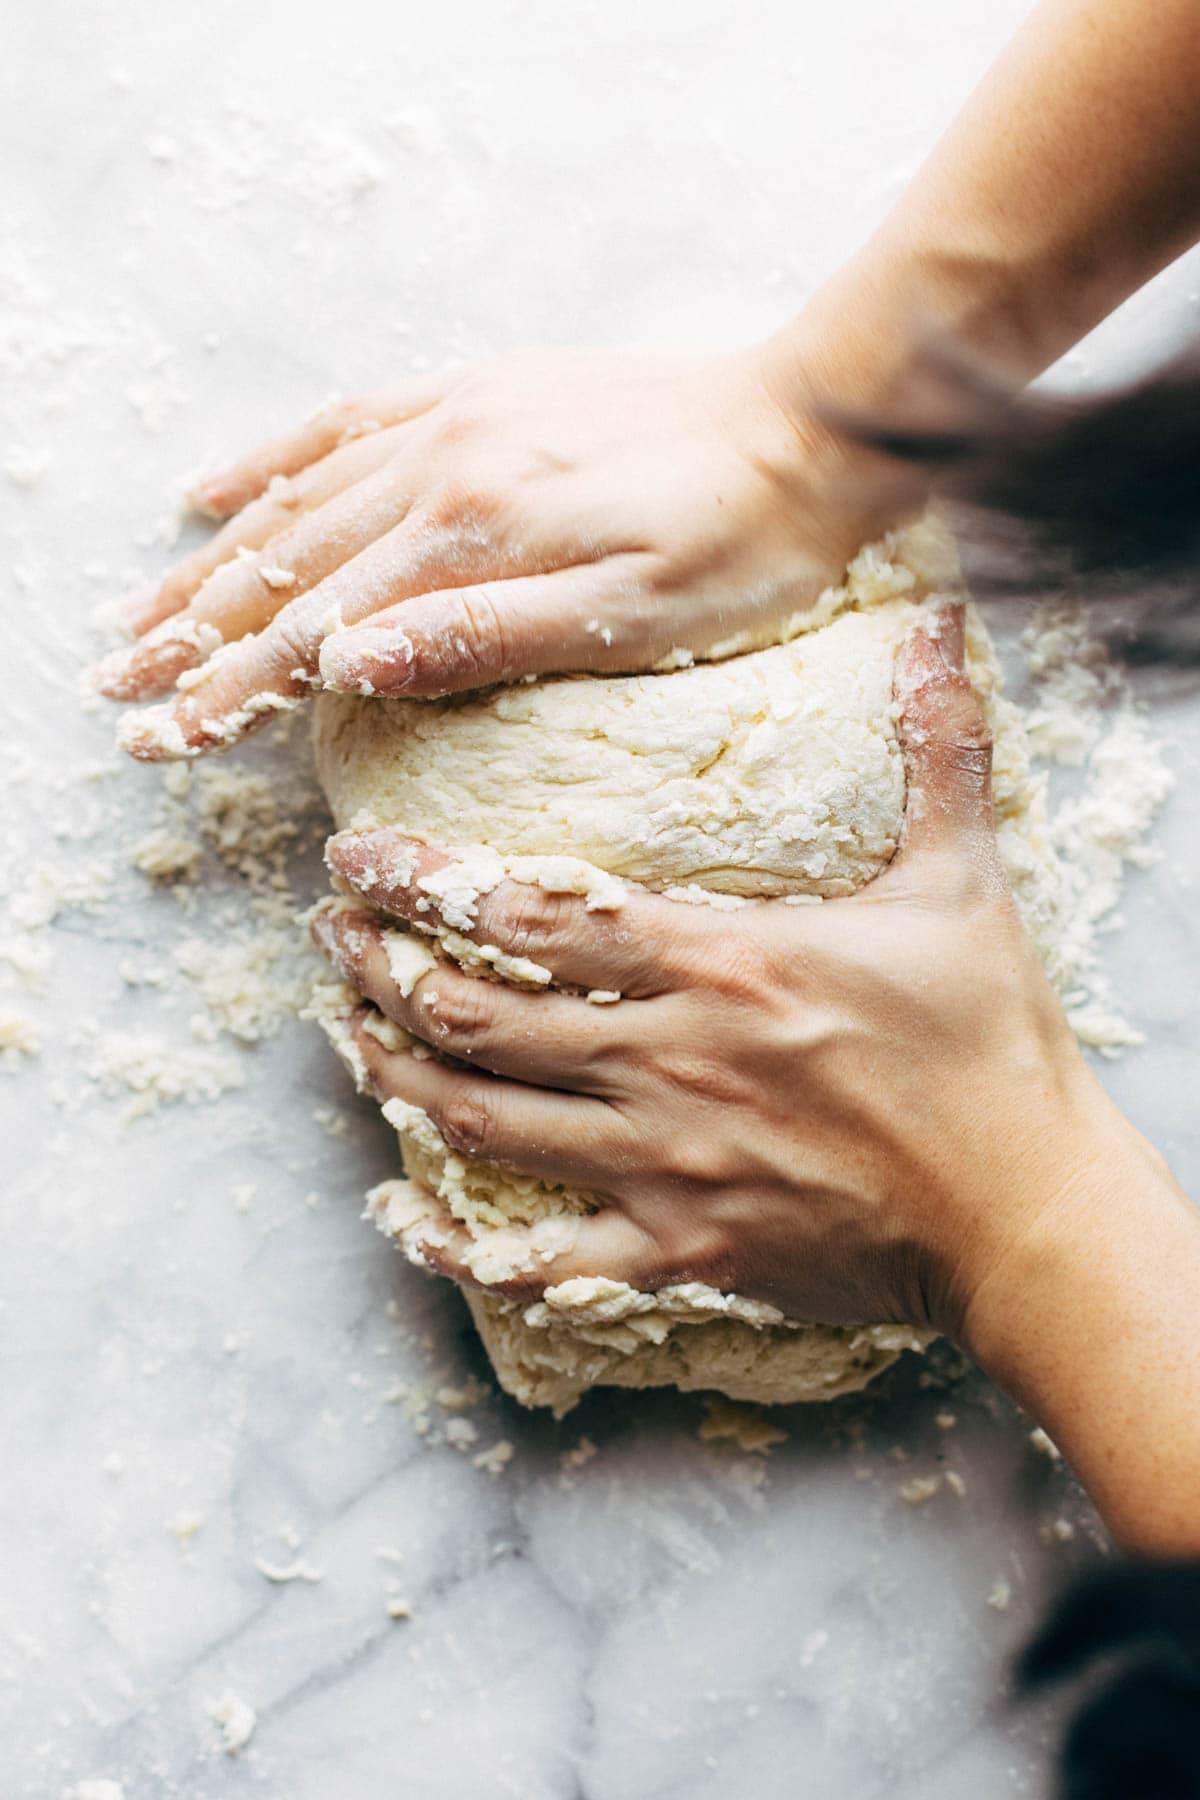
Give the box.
[313,523,1064,1415]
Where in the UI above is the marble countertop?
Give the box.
[4,2,1199,1795]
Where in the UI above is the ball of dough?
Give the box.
[313,529,1063,1414]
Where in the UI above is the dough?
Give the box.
[313,524,1064,1414]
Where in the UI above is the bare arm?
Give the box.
[96,0,1200,753]
[962,1118,1200,1556]
[766,0,1200,410]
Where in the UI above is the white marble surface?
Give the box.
[3,2,1199,1795]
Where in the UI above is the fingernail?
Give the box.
[91,622,216,701]
[116,705,199,762]
[88,646,135,695]
[319,624,416,695]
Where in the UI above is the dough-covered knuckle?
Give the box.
[487,882,566,958]
[909,672,990,750]
[438,1091,497,1158]
[428,980,495,1046]
[451,585,514,680]
[269,607,318,674]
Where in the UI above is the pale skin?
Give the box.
[93,0,1200,1551]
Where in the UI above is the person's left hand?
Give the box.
[310,612,1107,1341]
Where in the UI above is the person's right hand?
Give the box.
[90,340,915,760]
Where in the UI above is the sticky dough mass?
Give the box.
[312,526,1064,1414]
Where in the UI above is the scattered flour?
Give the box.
[1019,608,1174,1053]
[90,1031,244,1120]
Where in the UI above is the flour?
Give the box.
[91,1031,244,1120]
[1020,608,1174,1051]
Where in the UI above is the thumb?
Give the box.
[892,603,996,864]
[318,562,654,697]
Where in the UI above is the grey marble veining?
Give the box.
[3,2,1199,1795]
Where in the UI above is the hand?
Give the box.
[308,612,1104,1340]
[92,342,911,760]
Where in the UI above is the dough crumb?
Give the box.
[698,1395,787,1454]
[472,1439,515,1476]
[254,1556,325,1584]
[130,826,202,883]
[90,1031,243,1119]
[898,1475,942,1506]
[0,1009,41,1064]
[171,1510,204,1545]
[987,1578,1012,1613]
[207,1690,257,1756]
[435,1377,490,1411]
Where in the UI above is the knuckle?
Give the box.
[439,1092,495,1158]
[488,882,565,959]
[448,585,511,680]
[427,980,494,1047]
[429,407,484,455]
[270,606,317,675]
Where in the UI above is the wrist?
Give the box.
[955,1083,1191,1398]
[756,219,1069,456]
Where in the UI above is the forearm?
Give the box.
[767,0,1200,413]
[962,1087,1200,1557]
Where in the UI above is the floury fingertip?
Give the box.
[318,623,416,695]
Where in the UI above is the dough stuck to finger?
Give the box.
[312,518,1068,1415]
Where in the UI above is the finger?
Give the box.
[317,556,659,697]
[187,371,458,519]
[325,829,688,997]
[891,602,997,861]
[349,1007,627,1193]
[95,447,425,702]
[114,425,410,644]
[380,1187,655,1302]
[113,495,540,756]
[310,905,624,1091]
